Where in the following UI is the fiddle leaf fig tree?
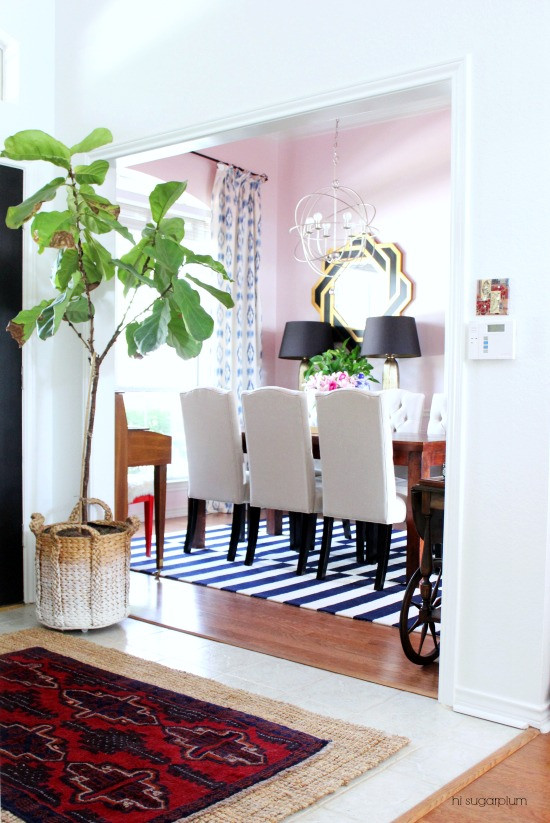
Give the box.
[2,128,233,513]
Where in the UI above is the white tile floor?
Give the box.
[0,604,521,823]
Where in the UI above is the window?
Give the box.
[115,168,216,482]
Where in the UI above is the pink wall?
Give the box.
[132,108,451,401]
[276,111,451,396]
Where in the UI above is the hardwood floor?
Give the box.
[394,729,550,822]
[130,514,439,698]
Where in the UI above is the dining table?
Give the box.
[190,429,446,582]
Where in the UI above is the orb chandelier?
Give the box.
[290,118,377,276]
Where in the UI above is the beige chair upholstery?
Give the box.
[383,388,425,433]
[316,389,406,589]
[180,387,249,561]
[383,388,425,491]
[242,387,322,574]
[427,392,447,436]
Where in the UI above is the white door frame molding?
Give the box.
[30,59,470,709]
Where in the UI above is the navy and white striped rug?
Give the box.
[131,519,408,626]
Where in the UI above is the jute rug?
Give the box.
[0,628,409,822]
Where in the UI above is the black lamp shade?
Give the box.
[361,316,421,358]
[278,321,333,360]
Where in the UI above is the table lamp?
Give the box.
[278,320,334,388]
[361,316,421,389]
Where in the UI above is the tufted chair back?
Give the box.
[427,393,447,436]
[383,388,425,434]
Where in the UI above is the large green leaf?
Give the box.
[118,240,151,290]
[79,186,120,214]
[74,159,109,185]
[152,262,172,293]
[133,299,170,355]
[149,181,187,224]
[70,128,113,155]
[82,237,116,283]
[158,216,185,242]
[181,248,229,278]
[145,236,185,272]
[31,210,77,253]
[36,288,74,339]
[52,248,79,290]
[64,296,92,324]
[171,279,214,341]
[113,259,155,289]
[1,130,71,169]
[79,207,134,243]
[125,322,141,358]
[79,210,112,235]
[5,177,66,229]
[167,311,202,359]
[185,274,234,308]
[7,300,52,345]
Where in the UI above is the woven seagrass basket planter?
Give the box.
[30,498,139,631]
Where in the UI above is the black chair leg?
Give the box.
[184,498,199,554]
[239,504,247,542]
[342,519,352,539]
[355,521,366,563]
[244,506,261,565]
[364,522,378,564]
[289,511,302,550]
[227,503,246,561]
[316,516,334,579]
[297,513,317,575]
[374,523,393,590]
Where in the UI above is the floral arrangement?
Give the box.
[302,338,379,391]
[303,370,374,391]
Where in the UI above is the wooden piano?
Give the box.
[114,393,172,569]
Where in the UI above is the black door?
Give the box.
[0,164,24,605]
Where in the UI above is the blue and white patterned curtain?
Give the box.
[212,163,263,414]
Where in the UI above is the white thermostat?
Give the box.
[468,317,516,360]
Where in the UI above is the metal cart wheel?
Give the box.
[399,560,442,664]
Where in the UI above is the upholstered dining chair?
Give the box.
[383,388,425,433]
[316,389,407,589]
[242,386,322,574]
[383,388,425,492]
[180,387,249,561]
[427,392,447,436]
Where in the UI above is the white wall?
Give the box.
[4,0,550,728]
[0,0,88,600]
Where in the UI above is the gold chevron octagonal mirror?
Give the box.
[312,235,414,343]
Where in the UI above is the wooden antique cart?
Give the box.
[399,478,445,665]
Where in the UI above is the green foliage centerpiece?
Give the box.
[303,338,379,390]
[2,128,232,511]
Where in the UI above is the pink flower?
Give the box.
[303,370,367,392]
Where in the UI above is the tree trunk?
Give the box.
[79,356,100,521]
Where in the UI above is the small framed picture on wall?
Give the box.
[476,278,509,315]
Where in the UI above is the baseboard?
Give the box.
[454,685,550,730]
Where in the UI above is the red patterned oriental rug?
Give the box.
[0,629,409,823]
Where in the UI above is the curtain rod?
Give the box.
[190,150,268,182]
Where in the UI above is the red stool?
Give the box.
[130,493,154,556]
